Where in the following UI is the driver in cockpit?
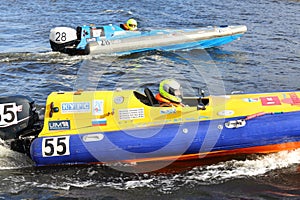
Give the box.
[155,79,185,107]
[120,18,138,31]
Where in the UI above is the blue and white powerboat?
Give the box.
[49,24,247,55]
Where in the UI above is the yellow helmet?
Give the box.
[159,79,183,103]
[126,18,138,31]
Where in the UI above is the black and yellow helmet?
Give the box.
[159,79,183,103]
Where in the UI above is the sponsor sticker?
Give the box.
[61,102,90,114]
[92,29,103,37]
[119,108,144,120]
[92,100,104,115]
[86,38,96,42]
[48,120,71,130]
[217,110,234,116]
[160,108,176,114]
[289,93,300,105]
[260,96,281,106]
[281,92,300,105]
[243,98,259,103]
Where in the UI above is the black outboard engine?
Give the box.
[0,95,41,155]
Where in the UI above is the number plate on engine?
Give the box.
[0,103,19,127]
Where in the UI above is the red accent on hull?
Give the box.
[123,141,300,163]
[41,142,300,173]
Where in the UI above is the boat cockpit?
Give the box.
[134,88,209,109]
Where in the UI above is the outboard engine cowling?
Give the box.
[0,95,41,155]
[0,95,39,140]
[49,27,78,52]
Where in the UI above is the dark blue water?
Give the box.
[0,0,299,199]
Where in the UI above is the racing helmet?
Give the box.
[159,79,183,103]
[126,18,138,31]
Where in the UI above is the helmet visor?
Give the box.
[128,24,137,28]
[169,87,182,97]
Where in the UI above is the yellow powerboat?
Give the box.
[24,88,300,166]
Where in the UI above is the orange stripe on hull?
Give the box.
[122,141,300,164]
[70,142,300,173]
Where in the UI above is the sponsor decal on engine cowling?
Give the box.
[48,120,71,131]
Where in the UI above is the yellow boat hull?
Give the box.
[30,89,300,167]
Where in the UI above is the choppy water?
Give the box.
[0,0,299,199]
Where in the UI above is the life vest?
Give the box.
[155,93,184,107]
[120,24,130,30]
